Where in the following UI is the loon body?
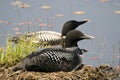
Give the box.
[9,20,88,46]
[13,47,82,72]
[13,30,94,72]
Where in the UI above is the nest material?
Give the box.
[0,64,120,80]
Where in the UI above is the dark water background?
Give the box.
[0,0,120,67]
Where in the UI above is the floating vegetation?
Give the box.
[115,10,120,14]
[73,11,86,15]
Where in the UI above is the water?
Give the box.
[0,0,120,66]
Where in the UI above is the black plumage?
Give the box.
[13,48,82,72]
[13,30,94,72]
[61,20,88,37]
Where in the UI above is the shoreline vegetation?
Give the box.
[0,39,38,67]
[0,40,120,80]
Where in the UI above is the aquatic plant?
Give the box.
[0,40,38,67]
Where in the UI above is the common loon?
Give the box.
[13,30,94,72]
[9,20,88,47]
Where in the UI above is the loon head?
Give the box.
[61,20,88,37]
[65,30,94,48]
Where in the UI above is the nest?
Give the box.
[0,64,120,80]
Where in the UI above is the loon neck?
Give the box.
[66,47,82,55]
[65,41,78,48]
